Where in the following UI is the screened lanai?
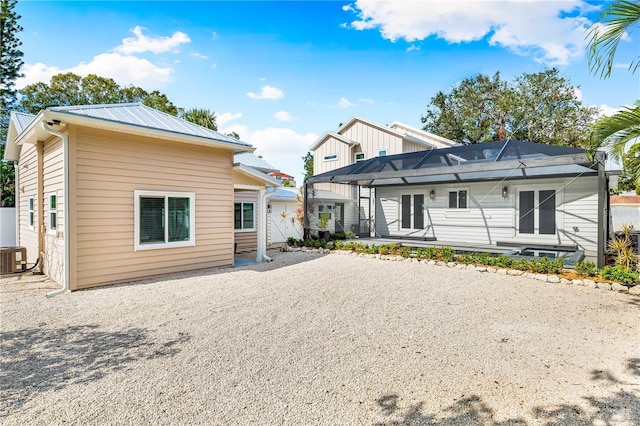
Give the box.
[304,140,609,266]
[306,140,599,187]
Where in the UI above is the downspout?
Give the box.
[256,187,273,263]
[41,121,70,297]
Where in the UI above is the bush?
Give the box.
[437,247,456,262]
[574,260,596,277]
[599,265,639,285]
[286,237,302,247]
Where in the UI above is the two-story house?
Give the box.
[308,116,455,236]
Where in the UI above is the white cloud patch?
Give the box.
[247,85,284,100]
[343,0,599,65]
[17,53,174,89]
[275,111,294,122]
[217,112,243,127]
[191,52,208,59]
[115,25,191,54]
[337,97,355,108]
[220,124,317,185]
[597,104,622,117]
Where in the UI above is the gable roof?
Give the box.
[309,116,455,151]
[5,103,254,161]
[234,152,279,174]
[307,140,596,187]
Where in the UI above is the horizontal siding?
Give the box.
[73,126,235,290]
[234,190,258,252]
[17,144,39,265]
[42,138,64,285]
[375,177,599,254]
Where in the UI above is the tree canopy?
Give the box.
[179,107,217,130]
[17,72,178,115]
[1,0,24,207]
[421,68,598,147]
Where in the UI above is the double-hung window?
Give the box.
[134,190,195,250]
[234,202,255,231]
[28,196,35,229]
[48,193,57,234]
[448,190,468,209]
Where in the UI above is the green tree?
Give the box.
[302,151,314,179]
[179,107,217,130]
[17,72,178,115]
[226,131,241,140]
[1,0,24,207]
[421,68,598,147]
[617,142,640,193]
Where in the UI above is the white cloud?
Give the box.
[406,44,420,52]
[17,53,174,89]
[191,52,208,59]
[597,104,622,117]
[343,0,599,65]
[220,124,317,186]
[275,111,294,122]
[337,97,355,108]
[217,112,243,127]
[247,85,284,100]
[358,98,375,105]
[115,25,191,54]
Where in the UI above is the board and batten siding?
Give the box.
[375,176,599,259]
[313,135,352,198]
[73,127,235,290]
[341,121,405,158]
[17,144,39,265]
[233,190,258,253]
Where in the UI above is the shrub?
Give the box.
[396,246,412,258]
[574,260,596,277]
[437,247,456,262]
[286,237,302,247]
[599,265,639,285]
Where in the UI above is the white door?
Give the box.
[269,201,303,243]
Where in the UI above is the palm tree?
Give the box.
[180,107,217,131]
[587,1,640,168]
[587,0,640,79]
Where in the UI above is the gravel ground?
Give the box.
[1,250,639,425]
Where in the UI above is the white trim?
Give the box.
[234,201,256,232]
[134,190,196,251]
[354,152,365,162]
[234,184,264,191]
[28,196,35,231]
[446,188,469,211]
[515,184,563,239]
[378,149,387,157]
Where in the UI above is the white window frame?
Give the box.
[515,185,562,237]
[323,154,338,162]
[446,188,469,211]
[318,204,332,220]
[134,190,196,251]
[354,152,365,162]
[378,149,387,157]
[28,196,35,230]
[47,192,57,235]
[234,201,256,232]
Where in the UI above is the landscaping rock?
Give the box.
[560,278,571,285]
[596,282,611,290]
[475,267,487,272]
[427,260,436,266]
[447,262,457,268]
[611,283,628,293]
[547,275,560,283]
[467,264,477,271]
[535,274,548,282]
[507,270,523,276]
[497,269,507,275]
[572,279,584,286]
[456,264,467,269]
[436,261,447,267]
[523,273,537,280]
[583,279,597,288]
[487,267,497,273]
[629,285,640,295]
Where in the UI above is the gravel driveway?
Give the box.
[1,251,639,425]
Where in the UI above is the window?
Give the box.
[134,190,195,250]
[448,190,467,209]
[519,189,556,235]
[378,149,387,157]
[28,197,34,229]
[234,202,255,231]
[318,204,332,220]
[48,193,57,233]
[323,154,338,161]
[354,152,365,162]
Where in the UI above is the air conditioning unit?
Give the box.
[0,247,27,274]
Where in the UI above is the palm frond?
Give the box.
[586,0,640,79]
[591,103,640,160]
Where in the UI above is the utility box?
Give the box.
[0,247,27,274]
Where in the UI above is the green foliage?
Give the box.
[179,107,217,130]
[302,152,314,179]
[599,265,640,285]
[17,73,178,115]
[574,261,597,277]
[421,68,598,147]
[617,142,640,193]
[318,211,330,231]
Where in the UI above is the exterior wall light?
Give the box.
[429,189,435,199]
[502,186,508,198]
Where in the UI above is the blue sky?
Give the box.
[16,0,640,184]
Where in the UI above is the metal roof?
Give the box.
[47,103,253,148]
[234,152,279,173]
[307,140,598,187]
[11,111,36,134]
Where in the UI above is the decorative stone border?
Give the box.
[283,246,640,296]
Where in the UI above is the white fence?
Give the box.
[0,207,17,247]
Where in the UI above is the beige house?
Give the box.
[4,103,278,294]
[307,116,455,235]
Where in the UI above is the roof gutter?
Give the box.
[41,121,70,297]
